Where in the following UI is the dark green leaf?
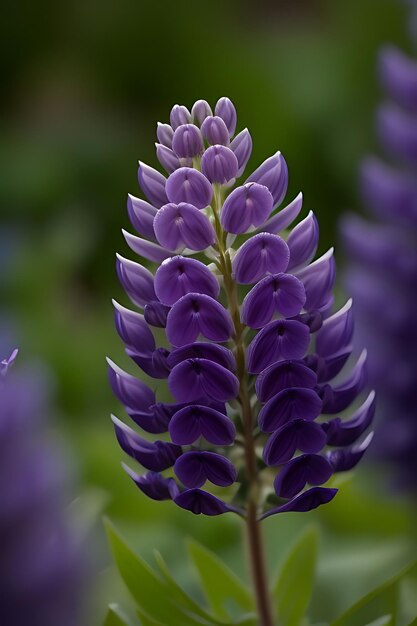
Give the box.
[272,526,319,626]
[153,550,223,625]
[188,540,254,620]
[105,519,207,626]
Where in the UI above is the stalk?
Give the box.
[211,192,275,626]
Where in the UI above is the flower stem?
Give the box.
[210,193,275,625]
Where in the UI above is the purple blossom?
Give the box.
[0,352,86,625]
[110,98,373,520]
[341,40,417,491]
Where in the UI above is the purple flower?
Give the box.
[341,38,417,491]
[0,352,86,625]
[110,97,373,520]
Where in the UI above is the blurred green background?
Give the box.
[1,0,416,623]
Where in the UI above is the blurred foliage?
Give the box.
[1,0,416,623]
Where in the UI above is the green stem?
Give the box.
[211,192,275,626]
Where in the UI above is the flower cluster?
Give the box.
[109,97,374,518]
[0,350,84,626]
[341,44,417,490]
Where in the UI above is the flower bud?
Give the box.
[246,152,288,208]
[137,161,168,208]
[172,124,204,158]
[170,104,191,129]
[156,144,181,173]
[215,97,237,136]
[166,167,213,209]
[220,183,273,234]
[201,145,238,184]
[201,116,230,146]
[153,203,216,252]
[230,128,252,176]
[156,122,174,148]
[191,99,212,125]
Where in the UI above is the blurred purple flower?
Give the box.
[341,40,417,492]
[0,351,85,626]
[110,97,373,520]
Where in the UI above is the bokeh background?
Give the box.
[1,0,416,623]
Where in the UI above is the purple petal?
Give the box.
[274,454,333,499]
[322,390,375,447]
[129,401,186,434]
[154,256,219,307]
[166,293,233,346]
[169,404,236,445]
[124,466,179,500]
[127,346,171,379]
[377,103,417,164]
[0,348,19,376]
[261,487,337,519]
[379,45,417,110]
[144,300,170,328]
[107,358,155,411]
[327,433,374,472]
[113,299,155,353]
[201,145,238,184]
[167,342,235,371]
[258,387,322,433]
[127,194,157,240]
[156,144,181,174]
[241,273,306,328]
[247,319,311,374]
[214,97,237,136]
[201,116,230,146]
[166,167,213,209]
[287,211,319,270]
[137,161,168,208]
[256,360,317,403]
[246,152,288,208]
[172,124,204,158]
[295,248,336,313]
[258,192,303,234]
[170,104,191,129]
[315,299,353,358]
[122,231,172,263]
[220,183,273,234]
[359,157,417,226]
[156,122,174,148]
[174,488,234,515]
[174,451,237,488]
[263,419,327,465]
[116,254,156,307]
[153,202,216,252]
[168,358,239,403]
[321,350,367,414]
[232,233,290,284]
[191,100,213,125]
[230,128,252,176]
[112,415,181,471]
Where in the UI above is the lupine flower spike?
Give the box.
[0,350,85,626]
[109,97,373,625]
[341,31,417,490]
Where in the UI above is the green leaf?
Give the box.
[104,604,138,626]
[105,519,208,626]
[272,526,319,626]
[136,610,164,626]
[363,616,393,626]
[153,550,223,625]
[331,560,417,626]
[188,539,255,620]
[407,619,417,626]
